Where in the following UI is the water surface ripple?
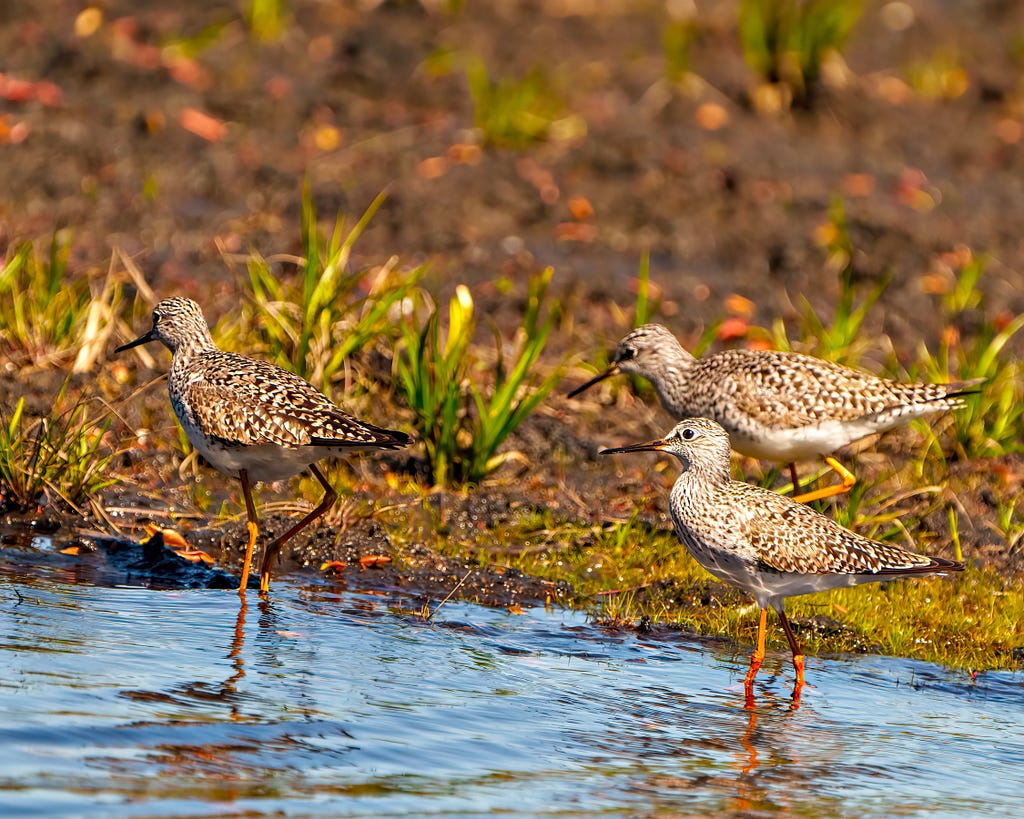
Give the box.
[0,572,1021,818]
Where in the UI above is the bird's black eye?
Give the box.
[618,347,636,361]
[681,427,696,440]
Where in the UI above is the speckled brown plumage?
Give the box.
[175,352,404,456]
[574,323,981,502]
[116,296,409,594]
[601,417,962,698]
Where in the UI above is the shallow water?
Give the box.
[1,550,1022,818]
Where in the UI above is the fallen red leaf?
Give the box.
[716,316,749,342]
[143,523,188,548]
[179,107,226,142]
[359,555,391,569]
[695,102,729,130]
[447,143,481,164]
[0,117,30,144]
[173,547,214,565]
[724,293,755,318]
[555,222,597,243]
[416,156,449,179]
[567,194,594,220]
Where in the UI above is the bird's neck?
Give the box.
[168,329,217,361]
[675,451,732,490]
[644,344,696,417]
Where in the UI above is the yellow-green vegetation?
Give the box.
[434,507,1021,672]
[739,0,863,106]
[0,239,129,512]
[765,198,886,365]
[464,56,585,148]
[906,47,969,100]
[914,253,1024,459]
[0,234,130,372]
[662,16,699,84]
[395,268,564,486]
[0,381,117,513]
[245,0,290,42]
[217,189,425,392]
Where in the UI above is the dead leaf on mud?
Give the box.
[359,555,391,569]
[141,524,212,564]
[567,195,594,220]
[716,316,749,341]
[173,548,214,565]
[143,523,188,548]
[320,560,348,573]
[695,102,729,130]
[556,222,597,242]
[179,107,226,142]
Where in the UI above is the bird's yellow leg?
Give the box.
[791,455,856,503]
[776,607,805,706]
[744,608,768,701]
[259,463,337,595]
[238,469,259,595]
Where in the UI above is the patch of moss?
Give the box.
[385,505,1023,673]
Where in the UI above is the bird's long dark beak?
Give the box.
[567,362,619,398]
[600,438,669,456]
[115,328,156,353]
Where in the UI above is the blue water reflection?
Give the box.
[0,574,1021,818]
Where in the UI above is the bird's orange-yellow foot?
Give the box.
[238,519,258,593]
[790,654,806,707]
[743,608,769,704]
[791,456,857,503]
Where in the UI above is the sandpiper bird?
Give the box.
[602,417,963,701]
[116,297,410,594]
[571,323,981,503]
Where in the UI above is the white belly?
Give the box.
[728,418,881,462]
[685,538,881,610]
[187,431,317,483]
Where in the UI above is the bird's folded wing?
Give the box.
[747,501,936,576]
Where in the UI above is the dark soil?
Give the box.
[3,1,1024,600]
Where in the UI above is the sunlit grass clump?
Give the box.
[913,252,1024,460]
[395,268,563,486]
[0,235,130,373]
[217,189,424,392]
[739,0,863,108]
[0,381,116,514]
[764,198,886,366]
[464,56,585,148]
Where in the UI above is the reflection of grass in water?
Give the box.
[407,503,1021,673]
